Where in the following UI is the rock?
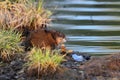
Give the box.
[17,77,25,80]
[96,76,106,80]
[17,69,24,74]
[112,78,120,80]
[6,70,16,78]
[14,75,19,79]
[1,50,120,80]
[52,67,80,80]
[10,61,16,65]
[0,75,10,80]
[81,53,120,80]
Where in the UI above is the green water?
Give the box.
[45,0,120,54]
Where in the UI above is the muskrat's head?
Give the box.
[48,30,66,45]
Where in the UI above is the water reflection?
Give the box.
[51,0,120,5]
[68,36,120,42]
[45,0,120,54]
[54,8,120,12]
[52,15,120,21]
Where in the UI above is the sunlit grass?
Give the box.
[0,0,51,30]
[0,28,23,61]
[26,48,65,78]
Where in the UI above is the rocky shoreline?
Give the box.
[0,52,120,80]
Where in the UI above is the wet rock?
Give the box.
[10,61,16,65]
[52,67,80,80]
[81,53,120,80]
[1,51,120,80]
[0,53,26,80]
[112,78,120,80]
[17,77,25,80]
[0,75,10,80]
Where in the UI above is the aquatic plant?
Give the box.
[26,48,65,78]
[0,29,23,61]
[0,0,51,30]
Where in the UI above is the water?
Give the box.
[44,0,120,54]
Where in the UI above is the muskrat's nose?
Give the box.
[63,39,67,43]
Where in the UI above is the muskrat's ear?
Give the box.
[22,27,30,37]
[51,32,56,40]
[41,23,47,28]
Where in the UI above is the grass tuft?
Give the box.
[0,28,23,61]
[26,48,65,78]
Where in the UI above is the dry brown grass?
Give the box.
[0,0,51,30]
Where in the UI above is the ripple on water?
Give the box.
[45,0,120,54]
